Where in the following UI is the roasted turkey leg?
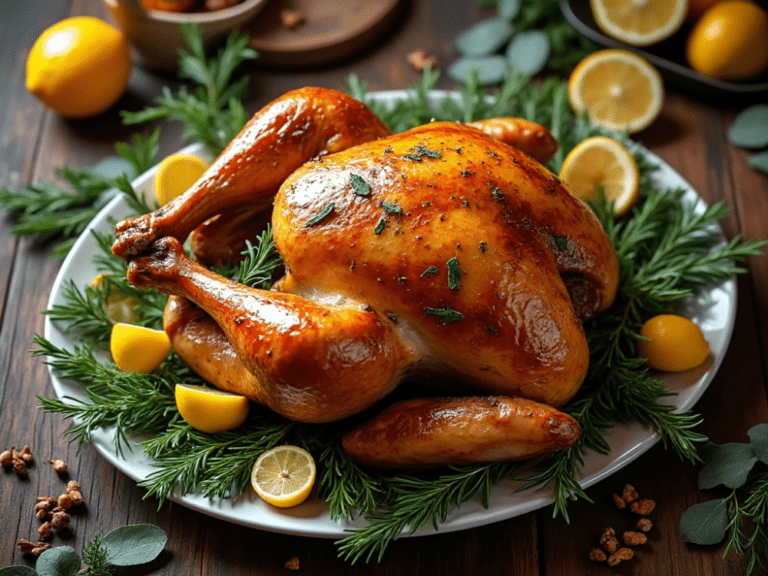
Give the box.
[130,238,410,423]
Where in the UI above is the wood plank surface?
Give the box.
[2,0,768,574]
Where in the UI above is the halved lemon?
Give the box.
[91,274,141,325]
[155,153,209,206]
[568,49,663,133]
[559,136,640,217]
[251,446,316,508]
[590,0,687,46]
[175,383,250,434]
[110,323,171,373]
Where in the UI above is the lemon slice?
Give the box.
[568,49,663,133]
[90,274,141,325]
[590,0,687,46]
[559,136,640,217]
[251,446,316,508]
[155,154,209,206]
[175,383,250,434]
[110,323,171,373]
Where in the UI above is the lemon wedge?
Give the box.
[251,446,316,508]
[90,274,141,325]
[110,323,171,373]
[175,383,250,434]
[559,136,640,218]
[155,153,209,206]
[26,17,131,118]
[568,49,663,133]
[590,0,687,46]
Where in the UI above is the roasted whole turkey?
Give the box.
[112,87,619,467]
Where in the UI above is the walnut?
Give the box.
[622,483,639,504]
[58,493,73,510]
[607,547,634,567]
[598,527,616,545]
[285,556,300,570]
[623,531,648,546]
[636,518,653,532]
[51,510,70,530]
[407,50,439,72]
[38,521,52,540]
[0,449,12,467]
[612,493,626,509]
[49,459,67,473]
[630,499,656,516]
[603,537,619,554]
[589,548,607,562]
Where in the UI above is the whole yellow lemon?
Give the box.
[686,0,768,81]
[26,17,132,119]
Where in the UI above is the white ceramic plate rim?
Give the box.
[43,90,736,538]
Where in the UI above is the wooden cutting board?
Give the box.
[247,0,404,67]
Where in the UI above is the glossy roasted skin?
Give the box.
[342,396,580,468]
[116,87,620,466]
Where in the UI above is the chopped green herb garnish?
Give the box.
[350,173,371,196]
[305,203,335,227]
[374,217,386,235]
[423,306,465,324]
[554,236,568,251]
[404,145,443,161]
[420,265,440,277]
[486,325,499,336]
[379,201,402,215]
[447,257,461,290]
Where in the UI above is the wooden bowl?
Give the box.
[102,0,267,70]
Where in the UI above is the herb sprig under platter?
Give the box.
[28,28,767,564]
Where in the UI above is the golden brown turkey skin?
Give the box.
[341,396,580,468]
[273,122,618,407]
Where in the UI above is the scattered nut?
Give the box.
[623,531,648,546]
[604,537,620,554]
[0,449,12,467]
[48,459,67,473]
[407,50,439,72]
[38,521,52,540]
[19,446,34,463]
[285,556,300,570]
[68,490,84,507]
[612,493,626,509]
[66,480,80,493]
[13,458,28,477]
[280,9,305,29]
[589,548,607,562]
[636,518,653,532]
[35,500,53,520]
[58,493,73,510]
[599,527,616,545]
[17,540,51,556]
[607,547,634,567]
[622,484,639,504]
[51,510,71,530]
[630,499,656,516]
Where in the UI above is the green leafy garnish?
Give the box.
[403,145,443,161]
[121,23,256,157]
[305,203,335,227]
[373,217,386,235]
[423,306,466,324]
[679,426,768,573]
[420,265,440,277]
[350,173,372,196]
[379,200,402,215]
[447,257,461,290]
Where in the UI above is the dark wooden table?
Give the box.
[2,0,768,574]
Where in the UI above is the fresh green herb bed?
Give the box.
[32,64,765,563]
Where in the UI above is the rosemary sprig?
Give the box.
[121,23,256,156]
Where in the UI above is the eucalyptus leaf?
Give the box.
[506,30,550,76]
[729,105,768,149]
[499,0,521,20]
[448,56,508,86]
[679,499,728,545]
[698,442,757,490]
[34,547,81,576]
[0,568,39,576]
[748,423,768,464]
[749,150,768,175]
[454,18,513,57]
[102,524,167,567]
[91,156,136,181]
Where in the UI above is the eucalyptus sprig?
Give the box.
[680,425,768,574]
[1,524,166,576]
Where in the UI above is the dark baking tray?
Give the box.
[561,0,768,104]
